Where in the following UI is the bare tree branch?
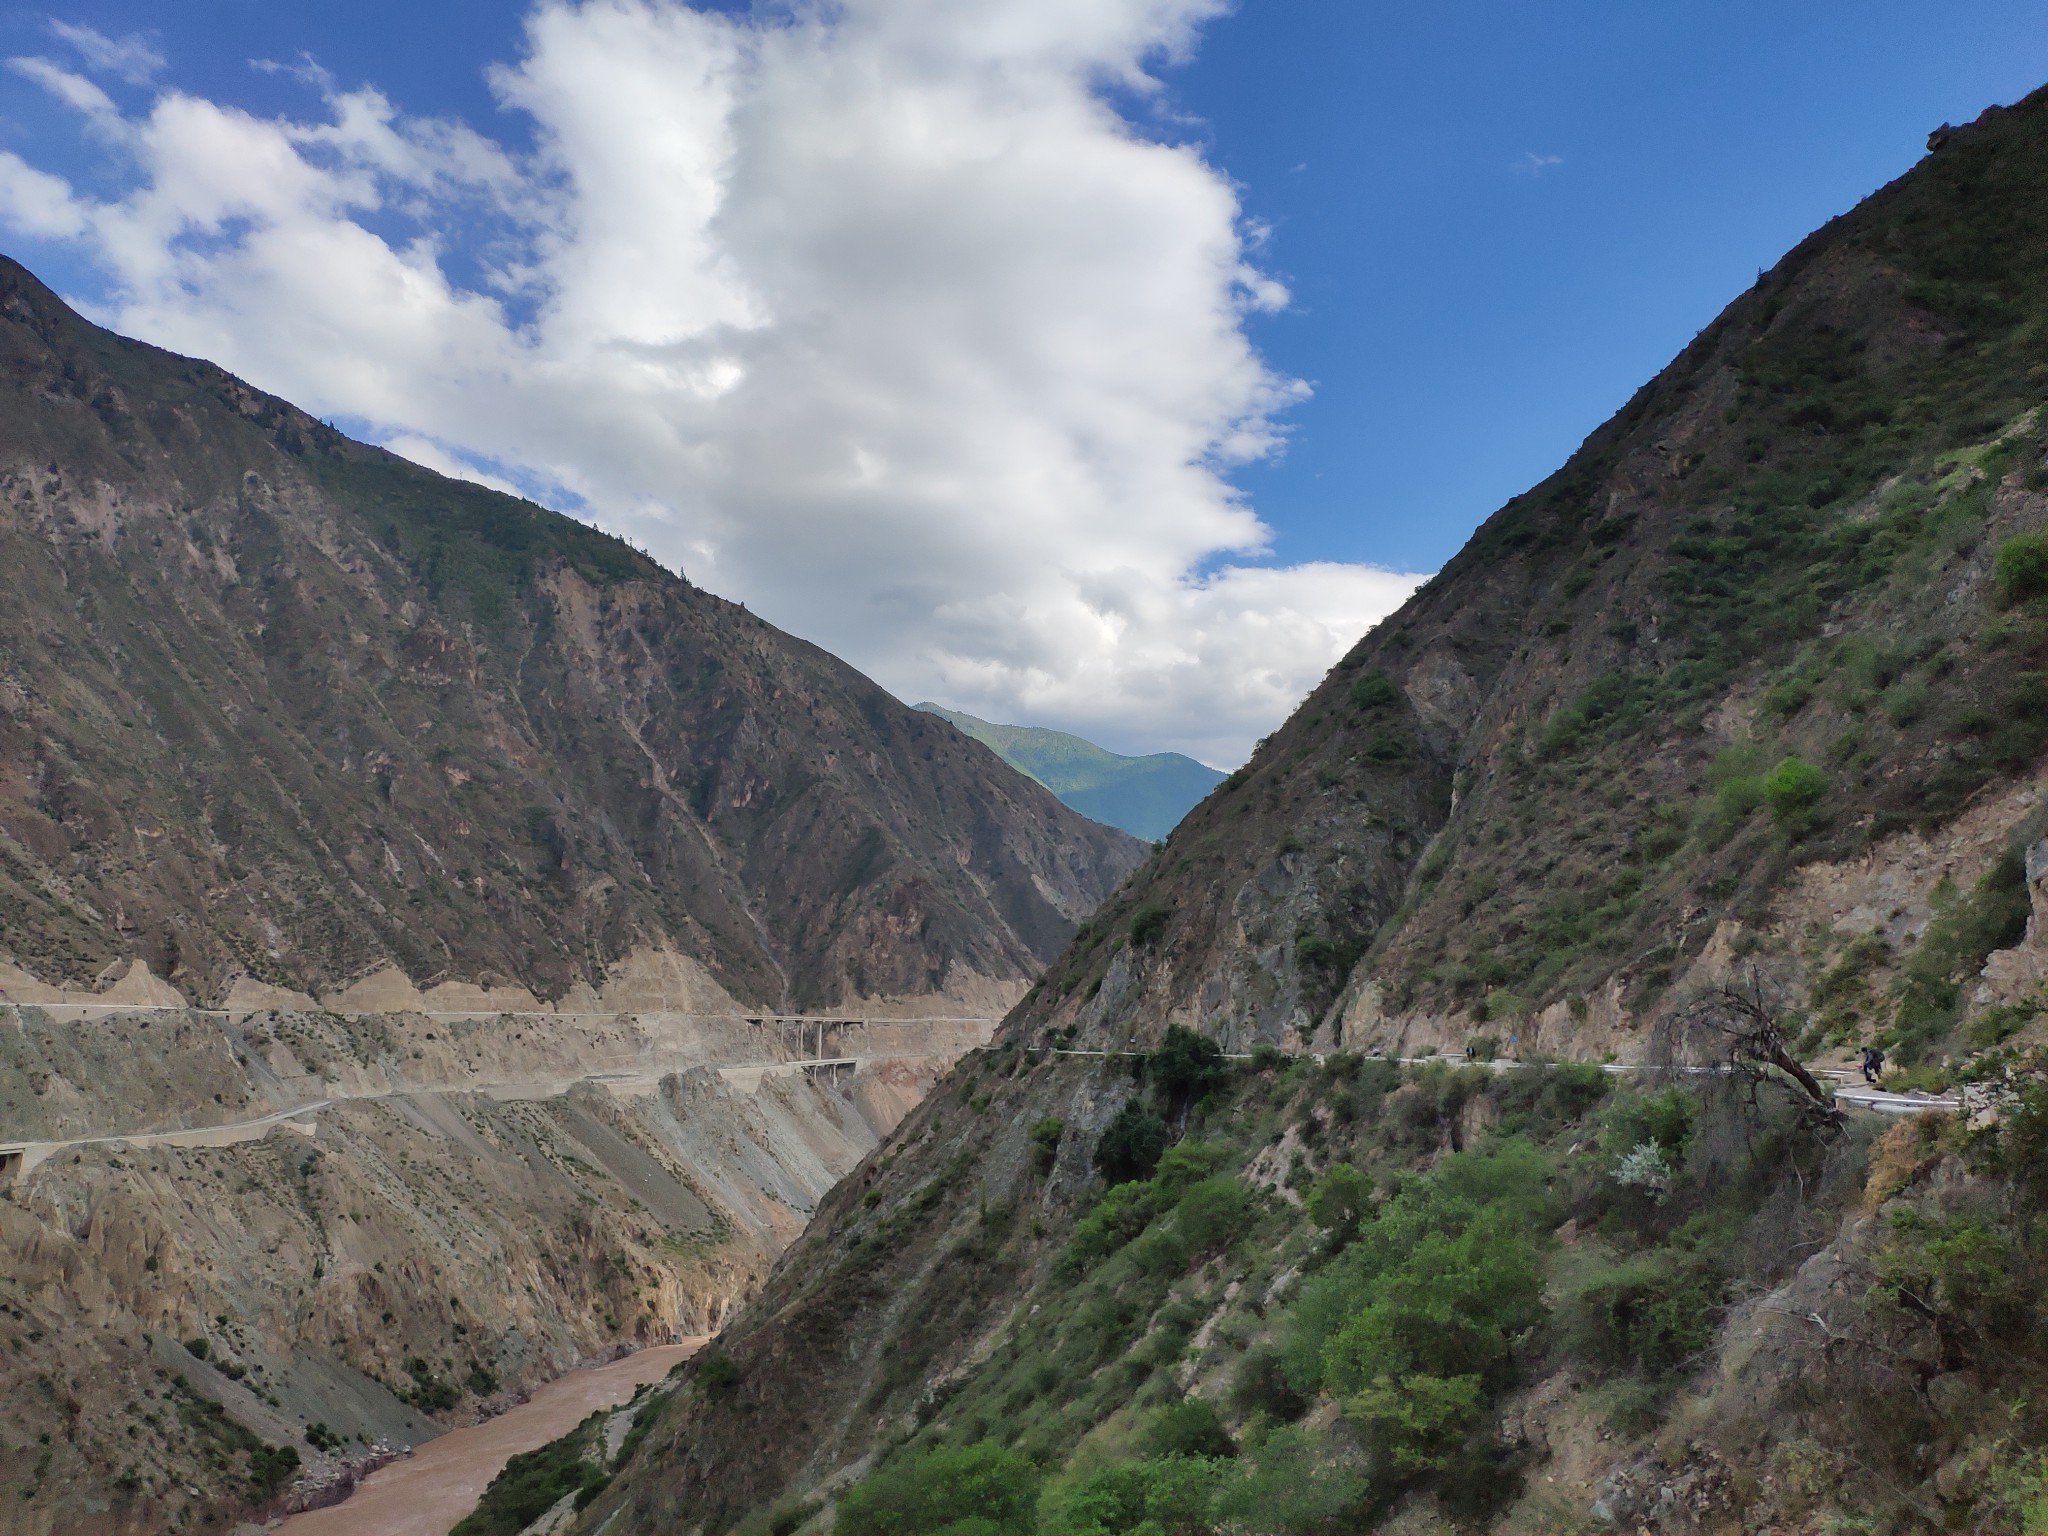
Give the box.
[1680,974,1845,1133]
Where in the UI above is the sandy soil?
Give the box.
[275,1340,705,1536]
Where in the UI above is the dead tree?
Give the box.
[1679,975,1845,1134]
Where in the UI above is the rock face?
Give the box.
[0,260,1145,1009]
[589,88,2048,1532]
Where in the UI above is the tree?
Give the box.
[1152,1026,1227,1110]
[1678,977,1841,1132]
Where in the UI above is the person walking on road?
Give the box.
[1860,1045,1886,1086]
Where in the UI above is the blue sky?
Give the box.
[0,2,2043,761]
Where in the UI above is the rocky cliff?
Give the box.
[0,261,1145,1011]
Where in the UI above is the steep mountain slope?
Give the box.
[999,87,2048,1058]
[917,705,1226,841]
[0,261,1145,1011]
[584,89,2048,1536]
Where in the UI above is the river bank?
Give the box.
[271,1340,705,1536]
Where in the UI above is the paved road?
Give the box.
[1051,1047,1962,1116]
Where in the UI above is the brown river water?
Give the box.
[275,1339,705,1536]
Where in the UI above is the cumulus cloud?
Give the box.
[0,0,1425,765]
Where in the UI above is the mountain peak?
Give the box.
[915,704,1225,841]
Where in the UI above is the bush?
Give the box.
[448,1421,612,1536]
[838,1442,1041,1536]
[1306,1164,1371,1245]
[1030,1118,1065,1175]
[247,1443,301,1498]
[1994,531,2048,604]
[1172,1177,1253,1259]
[1602,1087,1697,1161]
[1350,672,1400,711]
[1555,1251,1724,1379]
[1130,904,1171,947]
[1143,1398,1237,1460]
[1211,1425,1370,1535]
[1094,1101,1170,1186]
[1279,1144,1555,1476]
[1040,1456,1233,1536]
[1063,1180,1161,1274]
[1229,1345,1307,1422]
[1763,756,1826,827]
[695,1353,741,1399]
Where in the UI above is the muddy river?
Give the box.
[276,1340,704,1536]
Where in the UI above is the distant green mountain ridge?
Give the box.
[915,705,1225,841]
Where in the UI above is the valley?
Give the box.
[0,968,988,1535]
[4,35,2048,1536]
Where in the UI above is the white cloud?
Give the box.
[49,21,163,85]
[1513,151,1564,176]
[0,0,1426,766]
[0,150,86,237]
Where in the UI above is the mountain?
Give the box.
[0,258,1146,1013]
[916,705,1226,841]
[585,89,2048,1536]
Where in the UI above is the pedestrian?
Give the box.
[1860,1045,1886,1085]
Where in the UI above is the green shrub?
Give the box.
[1171,1177,1253,1259]
[838,1442,1041,1536]
[1350,672,1400,711]
[695,1353,741,1399]
[1363,729,1409,764]
[1994,531,2048,604]
[1228,1345,1307,1422]
[1152,1140,1233,1195]
[1093,1101,1169,1186]
[1306,1163,1372,1244]
[1763,756,1827,826]
[1030,1118,1065,1175]
[449,1421,606,1536]
[1715,775,1766,820]
[1211,1425,1370,1535]
[1142,1398,1236,1460]
[247,1443,301,1498]
[1040,1455,1233,1536]
[1555,1251,1724,1379]
[1879,1212,2027,1334]
[1129,904,1171,946]
[1891,852,2031,1061]
[1601,1087,1697,1161]
[1280,1143,1555,1475]
[1064,1180,1162,1275]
